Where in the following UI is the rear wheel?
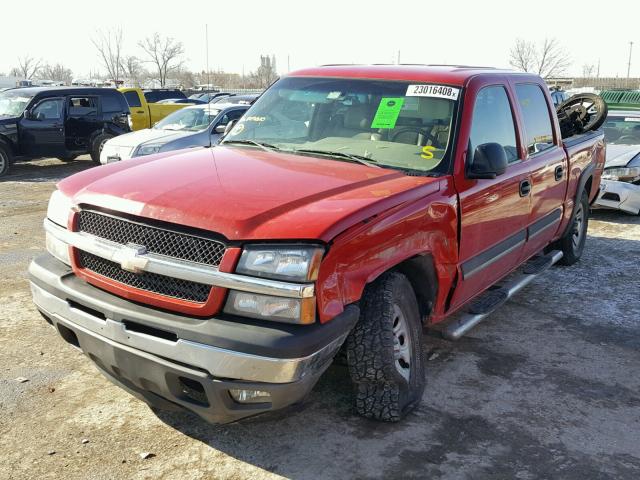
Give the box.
[0,144,11,177]
[90,133,112,164]
[346,272,426,421]
[557,190,589,265]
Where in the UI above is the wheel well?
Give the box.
[584,176,593,199]
[391,255,438,320]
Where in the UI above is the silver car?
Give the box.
[100,103,248,164]
[595,110,640,215]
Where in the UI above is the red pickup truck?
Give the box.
[30,65,604,423]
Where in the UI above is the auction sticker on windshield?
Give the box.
[371,97,405,129]
[406,85,459,100]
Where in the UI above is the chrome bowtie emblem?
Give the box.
[113,243,148,274]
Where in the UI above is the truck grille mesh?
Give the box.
[78,251,211,303]
[78,210,226,266]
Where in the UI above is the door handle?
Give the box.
[136,110,144,114]
[519,179,531,197]
[554,165,564,181]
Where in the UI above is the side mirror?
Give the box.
[23,109,34,120]
[467,142,508,179]
[214,124,227,134]
[223,119,238,136]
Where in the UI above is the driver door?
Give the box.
[20,97,66,156]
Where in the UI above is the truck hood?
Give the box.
[58,146,440,241]
[605,144,640,168]
[107,128,195,148]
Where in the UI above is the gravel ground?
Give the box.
[1,157,639,480]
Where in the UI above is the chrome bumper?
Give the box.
[29,257,351,384]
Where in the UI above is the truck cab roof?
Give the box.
[287,64,524,86]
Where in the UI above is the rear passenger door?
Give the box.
[65,96,99,151]
[512,83,566,259]
[451,82,531,309]
[123,91,147,130]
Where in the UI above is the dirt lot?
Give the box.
[1,157,639,480]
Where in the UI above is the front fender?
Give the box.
[315,177,459,323]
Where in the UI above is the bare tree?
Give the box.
[138,33,184,87]
[40,63,73,84]
[249,55,278,88]
[582,63,596,78]
[121,55,144,86]
[509,38,571,78]
[13,55,42,79]
[92,29,124,82]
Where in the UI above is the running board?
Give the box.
[442,250,564,340]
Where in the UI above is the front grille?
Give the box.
[78,251,211,303]
[78,210,226,266]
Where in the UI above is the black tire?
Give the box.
[557,190,589,265]
[90,133,112,164]
[56,155,78,162]
[346,272,426,422]
[0,143,11,178]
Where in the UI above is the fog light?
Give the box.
[229,388,271,404]
[46,232,71,266]
[224,290,315,324]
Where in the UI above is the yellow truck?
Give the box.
[118,88,193,131]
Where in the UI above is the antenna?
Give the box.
[628,41,634,78]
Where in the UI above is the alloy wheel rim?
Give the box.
[392,304,411,382]
[572,205,584,250]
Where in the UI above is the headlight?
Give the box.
[223,290,316,324]
[601,167,640,183]
[236,245,324,282]
[46,190,73,227]
[46,232,71,266]
[135,143,163,157]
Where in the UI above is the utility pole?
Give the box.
[627,41,633,78]
[287,55,290,72]
[397,50,401,65]
[205,24,210,89]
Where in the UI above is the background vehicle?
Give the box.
[118,88,191,131]
[210,93,260,105]
[30,65,604,425]
[157,98,207,105]
[594,91,640,214]
[0,86,130,175]
[197,92,233,103]
[100,103,248,163]
[142,89,187,103]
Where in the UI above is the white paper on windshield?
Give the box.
[406,85,459,100]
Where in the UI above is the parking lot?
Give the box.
[1,157,639,480]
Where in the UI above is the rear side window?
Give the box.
[68,97,98,116]
[101,93,125,113]
[470,86,519,163]
[516,84,555,155]
[123,91,142,108]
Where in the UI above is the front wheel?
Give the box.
[346,272,426,421]
[0,144,11,177]
[56,155,78,162]
[557,190,589,265]
[90,133,113,164]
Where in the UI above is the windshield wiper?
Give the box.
[293,149,381,168]
[221,139,280,152]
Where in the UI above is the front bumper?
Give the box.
[594,179,640,215]
[99,143,135,164]
[29,254,358,423]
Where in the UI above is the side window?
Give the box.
[101,94,123,113]
[470,86,519,163]
[217,110,245,126]
[68,97,98,116]
[124,91,142,108]
[516,84,555,155]
[32,98,63,120]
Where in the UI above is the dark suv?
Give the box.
[0,87,131,177]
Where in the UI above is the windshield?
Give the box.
[154,108,220,131]
[0,91,34,117]
[222,77,459,173]
[603,115,640,145]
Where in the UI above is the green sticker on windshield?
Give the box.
[371,97,405,129]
